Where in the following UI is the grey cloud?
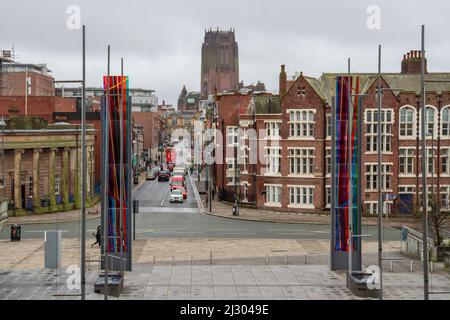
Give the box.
[0,0,449,104]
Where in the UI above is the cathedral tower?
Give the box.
[201,28,239,98]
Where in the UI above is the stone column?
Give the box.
[70,147,80,209]
[90,144,95,199]
[13,150,25,216]
[48,148,58,212]
[62,147,72,211]
[32,149,42,213]
[77,146,82,209]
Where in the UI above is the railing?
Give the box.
[189,171,204,213]
[401,226,433,261]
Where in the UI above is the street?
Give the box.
[0,174,402,241]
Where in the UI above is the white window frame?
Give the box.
[288,147,314,176]
[287,185,315,209]
[442,148,450,176]
[325,147,331,177]
[326,114,332,140]
[365,108,394,154]
[418,105,438,138]
[365,163,393,192]
[399,148,415,176]
[399,106,416,139]
[287,109,315,140]
[365,201,378,215]
[325,185,331,208]
[265,121,281,139]
[441,105,450,139]
[264,147,281,176]
[398,185,415,194]
[226,126,239,146]
[265,184,282,207]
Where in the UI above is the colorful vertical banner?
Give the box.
[331,76,362,270]
[101,75,132,271]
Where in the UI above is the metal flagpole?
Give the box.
[347,58,353,276]
[25,66,28,116]
[330,96,336,269]
[103,45,111,300]
[376,44,384,300]
[80,24,86,301]
[119,58,124,274]
[420,24,430,300]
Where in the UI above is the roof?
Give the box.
[302,72,450,105]
[253,95,281,114]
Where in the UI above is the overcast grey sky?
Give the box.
[1,0,449,105]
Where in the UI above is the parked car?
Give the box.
[146,170,156,180]
[172,185,187,199]
[169,189,184,203]
[158,170,171,182]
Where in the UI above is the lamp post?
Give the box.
[0,117,6,202]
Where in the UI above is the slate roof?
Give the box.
[306,72,450,105]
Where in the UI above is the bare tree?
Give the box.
[427,193,450,246]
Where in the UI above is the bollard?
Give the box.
[191,255,193,265]
[172,256,174,265]
[285,255,287,265]
[410,260,413,272]
[304,255,307,265]
[210,251,212,265]
[153,256,155,265]
[266,255,269,265]
[431,261,434,273]
[390,261,394,272]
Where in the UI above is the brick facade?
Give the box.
[213,51,450,216]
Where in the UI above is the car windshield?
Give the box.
[172,190,182,195]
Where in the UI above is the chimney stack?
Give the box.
[279,65,287,98]
[401,49,427,74]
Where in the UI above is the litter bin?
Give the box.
[11,224,21,241]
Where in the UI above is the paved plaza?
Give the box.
[0,239,449,300]
[1,264,449,300]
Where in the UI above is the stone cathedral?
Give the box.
[201,28,239,98]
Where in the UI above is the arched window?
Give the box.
[441,106,450,138]
[423,105,438,137]
[399,106,415,137]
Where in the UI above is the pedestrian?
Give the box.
[91,226,101,248]
[211,187,216,200]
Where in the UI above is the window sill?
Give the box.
[288,204,314,209]
[265,203,282,208]
[264,173,282,177]
[287,174,315,178]
[288,137,315,141]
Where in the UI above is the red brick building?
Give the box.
[0,63,54,97]
[132,111,160,162]
[214,50,450,216]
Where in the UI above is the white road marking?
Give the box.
[160,187,171,207]
[208,228,249,231]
